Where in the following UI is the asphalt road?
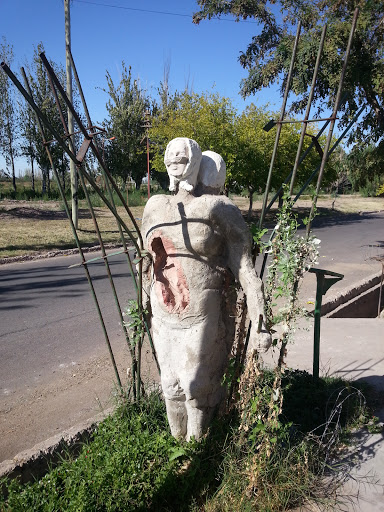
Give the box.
[0,251,137,396]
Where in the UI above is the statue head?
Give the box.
[196,151,226,195]
[164,138,202,192]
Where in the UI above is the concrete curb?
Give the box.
[321,271,382,316]
[0,407,114,489]
[0,243,125,266]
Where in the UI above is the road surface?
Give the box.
[0,250,156,461]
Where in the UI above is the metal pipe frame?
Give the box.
[19,66,123,391]
[305,8,359,237]
[1,54,161,400]
[289,24,328,194]
[258,21,302,229]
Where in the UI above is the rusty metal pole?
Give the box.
[306,8,359,237]
[64,0,78,229]
[289,24,327,195]
[259,21,301,229]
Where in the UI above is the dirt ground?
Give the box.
[1,194,383,463]
[0,341,159,463]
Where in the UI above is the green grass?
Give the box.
[1,371,380,511]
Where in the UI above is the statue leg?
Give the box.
[185,402,215,441]
[164,397,187,439]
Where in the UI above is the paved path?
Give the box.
[262,211,384,511]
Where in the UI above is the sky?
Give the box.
[1,0,286,175]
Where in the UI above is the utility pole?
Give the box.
[143,109,151,199]
[64,0,78,228]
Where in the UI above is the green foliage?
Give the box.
[86,188,147,208]
[343,143,384,194]
[376,183,384,197]
[22,43,71,195]
[263,189,320,334]
[231,104,331,214]
[123,300,148,349]
[150,92,336,205]
[0,37,19,192]
[101,63,150,189]
[193,0,384,146]
[149,89,237,178]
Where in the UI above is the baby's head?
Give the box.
[196,150,226,195]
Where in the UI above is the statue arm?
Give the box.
[213,201,271,352]
[139,204,154,317]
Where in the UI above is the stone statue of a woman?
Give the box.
[141,137,271,440]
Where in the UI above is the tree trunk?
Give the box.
[247,189,254,221]
[42,167,47,195]
[363,84,384,131]
[30,157,35,194]
[10,148,16,193]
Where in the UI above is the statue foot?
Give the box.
[185,403,215,441]
[165,398,187,439]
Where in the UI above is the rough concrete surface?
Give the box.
[263,314,384,511]
[0,407,113,487]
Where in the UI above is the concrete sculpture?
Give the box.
[141,137,271,440]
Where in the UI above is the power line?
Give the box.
[72,0,257,23]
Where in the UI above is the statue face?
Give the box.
[165,139,189,177]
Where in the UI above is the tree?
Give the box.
[233,104,330,218]
[19,95,37,194]
[0,37,19,193]
[342,142,384,195]
[102,63,150,189]
[22,44,69,195]
[149,90,237,179]
[193,0,384,145]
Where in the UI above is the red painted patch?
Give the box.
[149,233,189,314]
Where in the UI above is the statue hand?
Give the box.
[248,328,272,354]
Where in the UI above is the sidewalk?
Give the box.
[261,212,384,510]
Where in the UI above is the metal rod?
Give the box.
[312,275,323,379]
[259,21,302,229]
[39,52,144,248]
[305,7,359,236]
[293,104,365,203]
[275,116,336,125]
[47,70,137,394]
[20,67,123,391]
[67,46,138,280]
[63,51,158,374]
[1,62,79,164]
[68,248,133,268]
[266,119,330,212]
[259,103,364,280]
[378,263,384,318]
[290,24,327,194]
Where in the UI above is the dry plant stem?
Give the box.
[228,294,248,410]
